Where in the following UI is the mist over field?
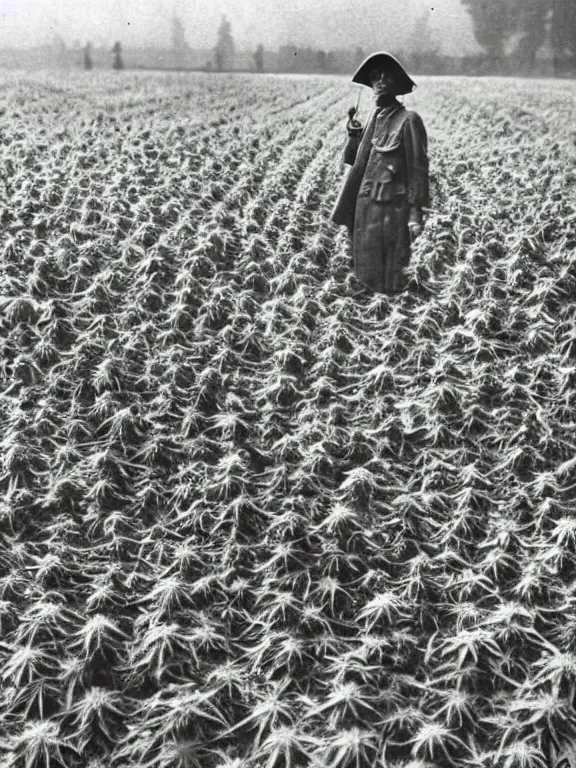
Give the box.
[0,0,476,54]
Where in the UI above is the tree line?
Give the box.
[34,3,576,76]
[462,0,576,70]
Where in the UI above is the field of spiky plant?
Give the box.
[1,69,576,768]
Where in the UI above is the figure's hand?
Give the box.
[346,106,363,134]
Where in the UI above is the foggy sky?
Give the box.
[0,0,478,54]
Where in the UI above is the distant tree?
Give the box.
[305,48,317,72]
[278,45,298,72]
[514,0,548,68]
[52,33,67,67]
[407,9,441,72]
[171,14,188,67]
[461,0,518,61]
[550,0,576,65]
[171,14,187,51]
[354,46,365,66]
[84,42,93,70]
[254,43,264,72]
[412,10,440,56]
[214,15,235,71]
[112,41,124,70]
[463,0,575,73]
[279,44,329,73]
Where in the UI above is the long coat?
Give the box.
[330,100,430,294]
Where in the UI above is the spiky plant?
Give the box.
[62,686,132,751]
[397,720,471,762]
[219,681,297,748]
[314,727,378,768]
[6,719,78,768]
[252,725,323,768]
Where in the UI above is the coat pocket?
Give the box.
[371,131,402,154]
[359,164,407,203]
[372,180,394,202]
[372,166,396,202]
[359,178,398,203]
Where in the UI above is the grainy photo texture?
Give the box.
[1,1,576,767]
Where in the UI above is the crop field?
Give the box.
[1,70,576,767]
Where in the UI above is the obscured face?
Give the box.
[369,66,397,96]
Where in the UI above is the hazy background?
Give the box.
[0,0,477,55]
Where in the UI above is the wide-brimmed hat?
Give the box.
[352,51,416,94]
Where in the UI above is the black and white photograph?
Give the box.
[1,1,576,766]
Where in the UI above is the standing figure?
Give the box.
[330,52,430,295]
[112,41,124,70]
[254,44,264,73]
[83,42,93,70]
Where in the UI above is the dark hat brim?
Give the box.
[352,51,416,94]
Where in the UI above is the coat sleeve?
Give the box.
[343,125,364,166]
[403,112,430,209]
